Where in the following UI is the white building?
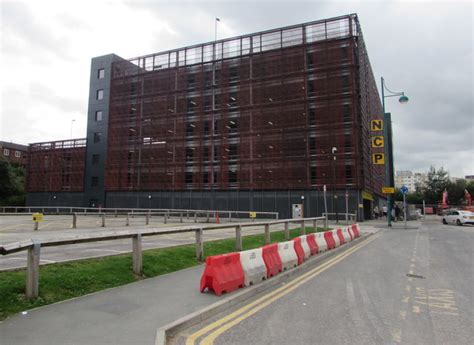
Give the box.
[395,171,427,192]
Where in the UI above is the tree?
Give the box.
[422,166,450,204]
[0,158,26,206]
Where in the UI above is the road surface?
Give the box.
[176,219,473,345]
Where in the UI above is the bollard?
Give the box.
[132,234,143,275]
[187,211,189,220]
[301,220,305,235]
[126,214,129,226]
[324,215,328,230]
[264,224,270,244]
[34,221,39,231]
[284,221,290,240]
[72,213,77,229]
[101,214,105,227]
[229,212,232,222]
[195,228,204,261]
[146,214,149,225]
[26,241,41,299]
[180,213,183,223]
[194,213,197,223]
[313,219,317,231]
[164,213,168,224]
[206,212,210,223]
[235,224,242,251]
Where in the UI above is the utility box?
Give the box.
[292,204,303,219]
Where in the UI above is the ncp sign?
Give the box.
[370,119,384,165]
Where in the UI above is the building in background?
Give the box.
[26,14,385,219]
[395,170,427,192]
[465,175,474,181]
[0,141,28,167]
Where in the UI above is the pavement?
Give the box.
[2,218,471,345]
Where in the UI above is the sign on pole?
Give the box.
[382,187,395,194]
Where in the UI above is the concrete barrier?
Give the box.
[331,230,341,247]
[305,234,318,255]
[342,228,352,242]
[239,248,267,286]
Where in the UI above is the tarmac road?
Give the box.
[177,219,474,345]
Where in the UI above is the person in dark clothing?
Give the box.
[395,204,401,221]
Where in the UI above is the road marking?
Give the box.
[86,249,125,253]
[0,223,30,232]
[186,233,382,345]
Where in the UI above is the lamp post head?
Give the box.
[398,95,409,104]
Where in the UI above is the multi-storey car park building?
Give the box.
[26,14,385,220]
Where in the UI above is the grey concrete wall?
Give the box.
[26,193,85,207]
[105,189,363,220]
[83,54,124,207]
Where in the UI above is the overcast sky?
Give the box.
[0,0,472,177]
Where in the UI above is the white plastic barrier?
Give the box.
[332,230,341,247]
[347,226,355,241]
[239,248,267,286]
[342,228,352,242]
[299,235,311,260]
[314,232,327,252]
[278,241,298,271]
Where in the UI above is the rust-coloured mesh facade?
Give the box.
[106,14,384,195]
[27,139,86,192]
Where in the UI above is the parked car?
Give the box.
[442,210,474,226]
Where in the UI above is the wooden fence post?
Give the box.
[284,221,290,240]
[235,225,242,251]
[26,241,41,299]
[132,234,143,275]
[264,224,270,244]
[195,228,204,261]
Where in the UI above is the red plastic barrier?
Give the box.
[336,229,345,245]
[292,237,305,265]
[200,252,245,296]
[306,234,319,255]
[262,243,283,278]
[351,224,360,238]
[324,231,336,250]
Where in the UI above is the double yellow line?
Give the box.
[186,232,381,345]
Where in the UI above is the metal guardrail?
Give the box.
[0,216,327,299]
[0,206,278,219]
[323,213,356,225]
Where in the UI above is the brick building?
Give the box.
[0,141,28,167]
[26,14,385,219]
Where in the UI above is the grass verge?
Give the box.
[0,226,327,320]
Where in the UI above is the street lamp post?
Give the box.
[331,147,338,224]
[381,77,409,227]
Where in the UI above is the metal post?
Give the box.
[132,234,142,275]
[323,185,328,226]
[164,213,168,224]
[264,224,270,244]
[229,211,231,222]
[101,213,105,227]
[403,193,407,229]
[313,219,317,231]
[284,221,290,240]
[324,214,328,230]
[300,220,305,235]
[34,221,39,231]
[345,191,349,224]
[126,214,129,226]
[26,241,41,299]
[206,211,210,223]
[72,213,77,229]
[422,200,426,219]
[194,213,197,223]
[180,213,183,223]
[195,228,204,261]
[235,224,242,251]
[146,213,149,225]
